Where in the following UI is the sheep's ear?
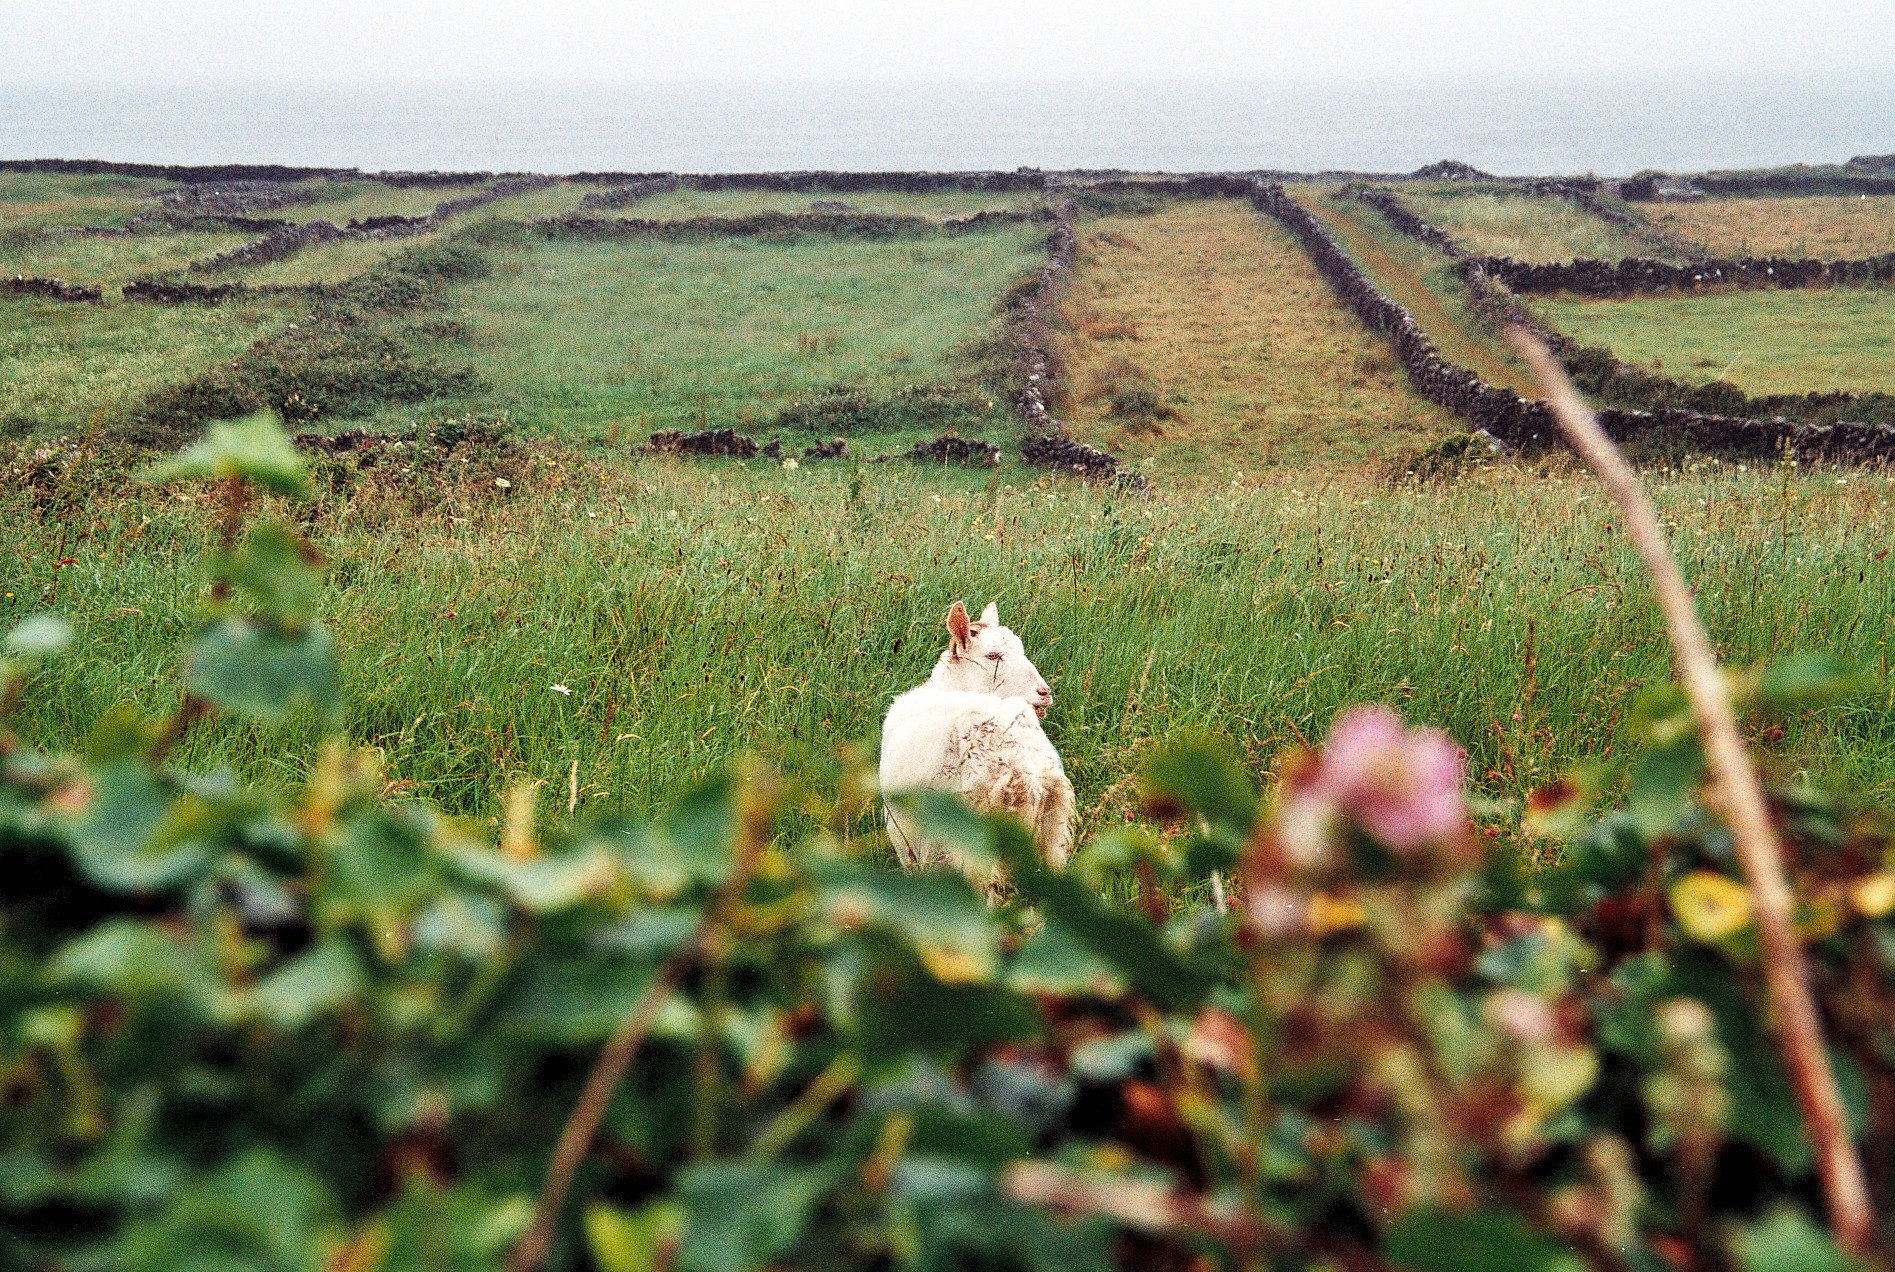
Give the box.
[979,602,1000,627]
[945,600,972,655]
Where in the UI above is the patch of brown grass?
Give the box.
[1056,200,1459,483]
[1644,195,1895,259]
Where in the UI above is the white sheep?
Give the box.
[879,600,1075,894]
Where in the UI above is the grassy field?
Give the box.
[1535,287,1895,395]
[0,228,255,291]
[1057,199,1458,480]
[359,223,1047,440]
[1402,187,1660,262]
[1291,187,1541,395]
[0,294,300,434]
[286,178,490,225]
[0,171,167,231]
[619,187,1044,220]
[8,450,1893,840]
[1644,195,1895,259]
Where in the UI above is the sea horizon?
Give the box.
[1,68,1890,178]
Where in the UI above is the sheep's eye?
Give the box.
[985,651,1004,662]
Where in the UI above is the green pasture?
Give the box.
[9,451,1893,836]
[367,224,1047,439]
[1535,286,1895,396]
[286,178,488,225]
[618,186,1044,220]
[0,228,254,291]
[0,171,167,231]
[0,294,298,435]
[1402,186,1668,262]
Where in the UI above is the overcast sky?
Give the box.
[7,0,1894,84]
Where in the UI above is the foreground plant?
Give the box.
[2,413,1890,1271]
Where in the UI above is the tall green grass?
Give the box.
[0,171,166,231]
[0,229,255,291]
[10,453,1892,840]
[1402,188,1667,263]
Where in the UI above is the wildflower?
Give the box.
[782,458,799,470]
[494,477,512,490]
[1669,871,1752,942]
[550,684,572,696]
[1295,706,1467,853]
[1851,872,1895,918]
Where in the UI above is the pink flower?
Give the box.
[1304,706,1467,852]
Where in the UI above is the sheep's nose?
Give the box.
[1036,685,1054,706]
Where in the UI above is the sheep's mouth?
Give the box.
[1034,702,1049,719]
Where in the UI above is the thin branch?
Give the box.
[1004,1161,1276,1252]
[1510,330,1874,1256]
[507,840,767,1272]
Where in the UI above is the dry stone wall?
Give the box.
[3,275,102,303]
[1251,182,1895,463]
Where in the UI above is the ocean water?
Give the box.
[0,72,1891,177]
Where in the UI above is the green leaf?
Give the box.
[1627,738,1704,839]
[1385,1207,1579,1272]
[817,861,1001,983]
[498,956,660,1043]
[4,612,72,657]
[1016,869,1213,1012]
[1139,734,1257,833]
[1007,919,1127,997]
[118,1146,337,1272]
[677,1162,831,1272]
[843,940,1041,1066]
[65,760,211,892]
[447,843,620,913]
[1729,1204,1861,1272]
[1750,654,1867,714]
[894,789,1005,874]
[218,521,325,627]
[246,937,366,1030]
[182,617,341,725]
[143,411,310,497]
[587,1199,684,1272]
[52,918,231,1016]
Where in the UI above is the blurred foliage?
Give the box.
[3,415,1893,1270]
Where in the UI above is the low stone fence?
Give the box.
[580,177,682,211]
[1471,251,1895,297]
[3,275,101,303]
[1250,182,1895,463]
[122,278,251,304]
[539,208,1040,243]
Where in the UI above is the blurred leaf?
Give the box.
[1749,654,1868,715]
[447,843,619,913]
[895,789,1004,874]
[1627,738,1704,839]
[1016,868,1213,1013]
[1729,1204,1860,1272]
[498,956,659,1044]
[818,861,1000,983]
[143,411,310,497]
[845,940,1041,1066]
[4,612,72,657]
[247,937,365,1030]
[183,617,341,726]
[908,1105,1031,1168]
[1385,1207,1579,1272]
[1625,681,1694,747]
[587,1198,684,1272]
[1139,735,1257,833]
[677,1162,831,1272]
[65,760,211,893]
[412,891,510,958]
[218,521,325,628]
[53,919,232,1017]
[1006,919,1127,998]
[118,1146,336,1272]
[1669,871,1753,943]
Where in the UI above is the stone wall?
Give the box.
[579,177,682,211]
[1470,251,1895,297]
[3,275,102,303]
[539,207,1042,243]
[1250,182,1895,463]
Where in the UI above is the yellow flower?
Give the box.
[1850,872,1895,919]
[1309,892,1366,937]
[1669,871,1753,943]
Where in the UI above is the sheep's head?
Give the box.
[932,600,1055,717]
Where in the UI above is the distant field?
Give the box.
[1292,187,1540,395]
[235,233,439,286]
[0,171,166,231]
[0,228,255,291]
[286,178,488,225]
[615,187,1043,220]
[0,295,296,434]
[381,223,1045,438]
[1402,188,1663,262]
[1058,199,1457,480]
[1643,195,1895,259]
[1536,287,1895,395]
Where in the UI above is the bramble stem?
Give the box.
[1511,331,1874,1256]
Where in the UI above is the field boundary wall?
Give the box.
[1251,182,1895,462]
[3,275,102,303]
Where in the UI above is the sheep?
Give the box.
[879,600,1075,895]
